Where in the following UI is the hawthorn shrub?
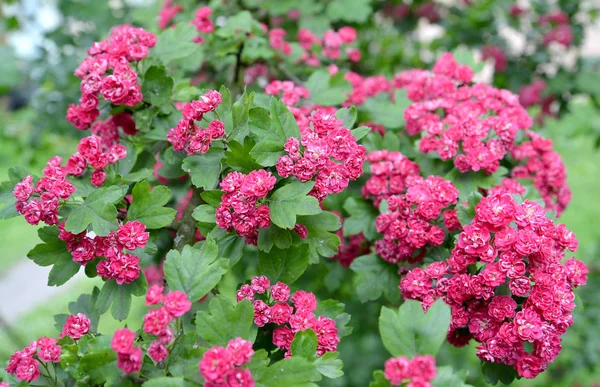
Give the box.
[0,1,593,387]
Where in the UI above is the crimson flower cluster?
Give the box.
[384,355,437,387]
[167,90,225,155]
[91,112,138,148]
[215,170,275,244]
[110,286,193,374]
[265,80,310,107]
[236,277,340,357]
[192,7,215,44]
[398,53,533,174]
[276,108,366,201]
[511,131,571,216]
[362,150,421,207]
[342,71,393,107]
[199,338,255,387]
[539,10,573,47]
[157,0,182,29]
[67,25,156,130]
[57,219,148,284]
[5,314,90,383]
[375,175,459,264]
[400,193,588,378]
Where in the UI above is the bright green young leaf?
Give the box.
[343,197,379,240]
[65,185,127,236]
[305,70,352,106]
[195,296,257,346]
[192,204,216,224]
[291,329,318,361]
[95,276,147,321]
[142,65,174,107]
[258,244,310,284]
[200,190,224,207]
[432,366,473,387]
[164,240,229,301]
[379,300,451,358]
[351,126,371,141]
[27,226,80,286]
[152,24,199,64]
[128,180,177,229]
[225,137,263,173]
[182,147,225,190]
[228,91,256,141]
[369,370,392,387]
[268,181,321,229]
[297,211,341,262]
[350,254,401,303]
[315,352,344,379]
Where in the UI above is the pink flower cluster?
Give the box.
[91,112,138,148]
[343,72,393,107]
[362,150,421,207]
[539,11,573,47]
[158,0,183,29]
[481,45,507,72]
[73,135,128,186]
[375,175,459,264]
[112,328,144,374]
[143,286,192,343]
[296,26,360,65]
[398,53,533,174]
[265,80,310,107]
[14,159,76,226]
[400,193,588,378]
[237,277,340,357]
[58,220,148,284]
[192,7,214,44]
[167,90,225,155]
[215,170,275,245]
[384,355,437,387]
[198,338,255,387]
[511,131,570,216]
[276,108,366,201]
[6,314,89,382]
[67,25,156,129]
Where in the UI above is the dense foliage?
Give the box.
[1,1,599,386]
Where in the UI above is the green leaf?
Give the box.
[378,300,451,358]
[128,181,177,229]
[351,126,371,141]
[291,329,318,360]
[224,137,263,173]
[369,370,392,387]
[258,244,310,284]
[343,197,379,240]
[95,277,147,321]
[258,224,293,252]
[164,240,229,302]
[192,204,216,224]
[305,70,352,106]
[314,352,344,379]
[350,254,401,303]
[142,66,174,107]
[27,227,80,286]
[153,24,199,64]
[143,377,196,387]
[216,11,260,38]
[445,167,507,202]
[481,362,518,386]
[249,140,286,166]
[195,297,257,346]
[297,212,341,262]
[200,190,225,207]
[268,182,321,229]
[65,185,126,236]
[256,357,318,387]
[456,192,483,226]
[336,107,357,129]
[364,90,411,129]
[432,366,473,387]
[229,91,256,141]
[575,70,600,95]
[182,148,225,190]
[327,0,372,23]
[314,299,352,338]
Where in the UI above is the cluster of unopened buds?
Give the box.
[384,354,437,387]
[5,314,90,383]
[400,193,588,378]
[276,108,366,201]
[236,276,340,357]
[375,175,459,264]
[215,170,275,245]
[399,53,533,175]
[58,219,148,284]
[67,25,156,129]
[199,338,255,387]
[167,90,225,155]
[111,286,191,373]
[362,150,421,207]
